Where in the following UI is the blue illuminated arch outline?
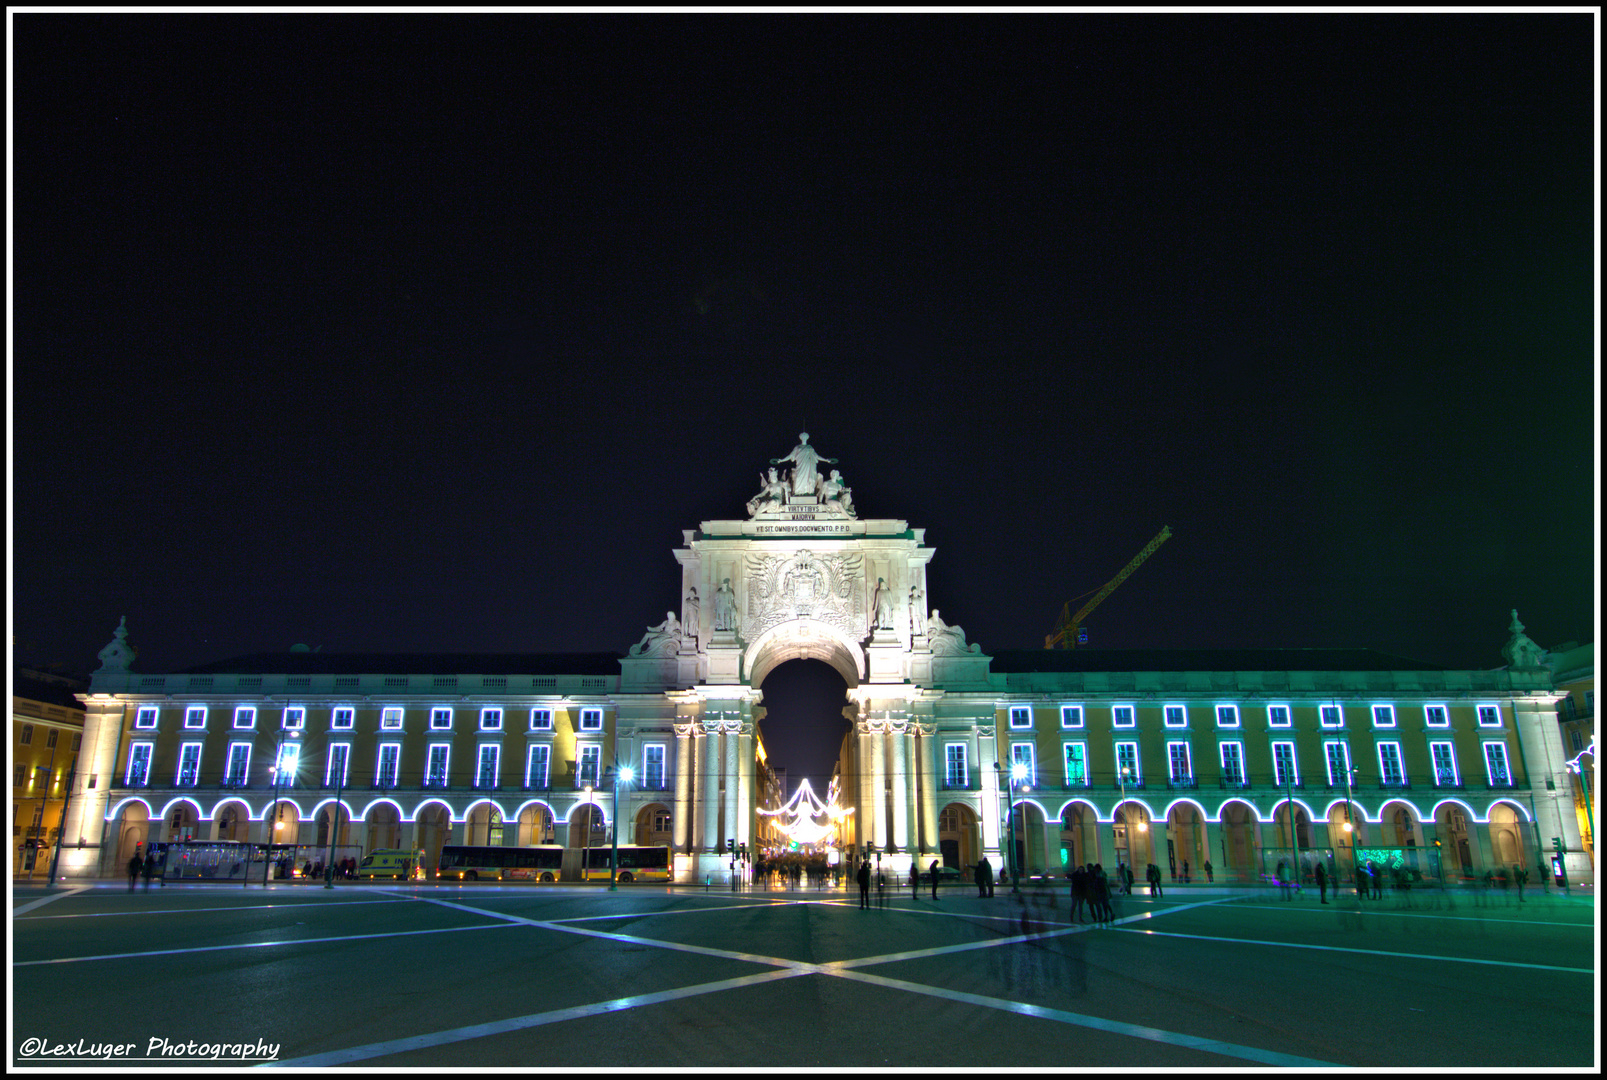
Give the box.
[1008,797,1050,821]
[105,795,155,821]
[564,797,610,826]
[1162,796,1209,824]
[1104,796,1158,824]
[1268,796,1318,825]
[1480,798,1532,824]
[1425,796,1480,824]
[1375,797,1421,826]
[1054,796,1100,823]
[208,795,254,821]
[268,796,309,820]
[358,796,407,821]
[157,795,205,821]
[411,798,456,824]
[306,796,358,821]
[461,796,510,822]
[508,797,559,824]
[1214,796,1258,824]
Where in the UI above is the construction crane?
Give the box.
[1045,526,1172,649]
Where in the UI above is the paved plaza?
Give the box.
[11,878,1598,1070]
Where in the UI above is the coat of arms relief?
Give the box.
[743,549,865,641]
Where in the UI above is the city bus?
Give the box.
[581,844,671,883]
[437,844,565,882]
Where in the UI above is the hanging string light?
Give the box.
[757,777,852,845]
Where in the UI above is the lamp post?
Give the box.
[264,730,300,886]
[27,735,60,882]
[46,765,76,887]
[323,748,347,890]
[1003,760,1027,894]
[1344,761,1361,908]
[609,762,634,891]
[581,783,593,885]
[1116,764,1131,878]
[1566,742,1595,869]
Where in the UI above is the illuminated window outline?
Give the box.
[1063,741,1088,787]
[577,744,602,788]
[176,742,203,787]
[134,707,159,730]
[380,707,404,731]
[1323,740,1351,786]
[529,708,553,731]
[425,743,451,787]
[326,742,351,787]
[375,743,401,787]
[479,707,503,732]
[525,743,551,788]
[1429,740,1459,787]
[1166,741,1193,782]
[1483,741,1512,786]
[1215,704,1240,729]
[1267,704,1292,729]
[475,744,499,789]
[1115,740,1141,784]
[1424,704,1450,728]
[126,742,154,786]
[1163,704,1188,729]
[1219,741,1246,785]
[579,708,604,732]
[1476,703,1503,728]
[233,706,256,730]
[1271,740,1299,787]
[1008,705,1034,730]
[1371,704,1396,729]
[282,706,305,730]
[944,743,968,788]
[1377,741,1405,786]
[1009,742,1035,786]
[1112,704,1136,729]
[1060,704,1084,730]
[274,742,300,786]
[1319,705,1344,729]
[643,743,666,789]
[430,707,453,731]
[224,742,252,785]
[184,706,207,730]
[331,707,355,731]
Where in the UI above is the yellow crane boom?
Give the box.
[1046,526,1172,649]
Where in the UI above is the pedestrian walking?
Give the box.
[1182,859,1190,884]
[127,851,142,892]
[142,850,157,890]
[1369,860,1383,900]
[857,858,871,909]
[1315,860,1328,903]
[976,858,989,897]
[929,858,940,900]
[1356,864,1367,900]
[1093,863,1114,922]
[912,859,920,901]
[1204,859,1213,883]
[1515,865,1528,902]
[981,857,995,897]
[1146,862,1162,897]
[1124,863,1134,895]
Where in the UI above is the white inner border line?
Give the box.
[1116,927,1596,973]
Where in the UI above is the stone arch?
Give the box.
[1113,802,1155,869]
[1165,801,1208,881]
[746,620,866,688]
[1008,799,1049,874]
[267,799,302,847]
[414,801,452,880]
[463,799,506,846]
[364,799,403,851]
[1058,799,1098,870]
[570,803,607,848]
[1487,802,1526,869]
[112,799,151,869]
[1217,799,1260,882]
[938,802,978,873]
[160,798,202,842]
[1433,800,1477,879]
[213,799,250,842]
[635,801,673,846]
[513,800,557,846]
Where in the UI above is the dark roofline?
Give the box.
[989,648,1449,673]
[180,652,624,677]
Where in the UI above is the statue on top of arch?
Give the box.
[747,433,856,518]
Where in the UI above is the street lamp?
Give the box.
[581,783,593,885]
[323,747,348,890]
[264,730,300,886]
[609,762,634,891]
[1566,746,1594,867]
[1344,760,1361,908]
[1000,760,1028,894]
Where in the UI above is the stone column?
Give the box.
[723,722,740,852]
[919,726,940,855]
[871,727,888,851]
[673,724,692,853]
[737,723,754,848]
[702,725,721,853]
[856,721,874,854]
[891,726,910,852]
[979,727,1000,855]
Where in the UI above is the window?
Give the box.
[1377,742,1405,786]
[1424,704,1449,728]
[1112,705,1136,729]
[425,744,451,787]
[526,744,551,788]
[430,708,453,731]
[225,743,252,786]
[1009,705,1034,730]
[381,707,404,730]
[1164,705,1188,729]
[1319,705,1344,729]
[126,743,154,786]
[13,764,24,785]
[1267,705,1292,729]
[376,744,400,788]
[577,745,601,787]
[135,707,159,730]
[1167,742,1193,783]
[1115,741,1140,784]
[1571,729,1585,755]
[331,708,355,731]
[1477,704,1502,728]
[1220,742,1246,786]
[1060,705,1084,729]
[480,708,503,732]
[945,743,968,788]
[46,728,59,749]
[1483,742,1512,786]
[71,733,81,751]
[476,744,499,789]
[282,707,305,730]
[579,709,603,732]
[1216,704,1240,729]
[185,707,207,730]
[233,706,256,730]
[274,743,301,787]
[1063,742,1088,786]
[1430,742,1459,787]
[1008,742,1036,787]
[530,709,553,731]
[643,744,665,789]
[1323,741,1352,786]
[19,724,33,745]
[1372,704,1396,729]
[1271,741,1298,787]
[35,766,50,789]
[326,743,351,787]
[176,743,202,787]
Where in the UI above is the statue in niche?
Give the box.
[746,467,789,516]
[872,577,897,630]
[95,615,136,672]
[1501,609,1547,670]
[926,609,981,655]
[629,612,683,657]
[684,589,701,646]
[908,583,925,636]
[770,432,838,497]
[713,578,738,631]
[819,469,855,516]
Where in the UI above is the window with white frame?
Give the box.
[233,706,256,730]
[1220,741,1246,785]
[945,743,968,787]
[1216,704,1240,728]
[1267,705,1292,728]
[425,744,451,787]
[1112,705,1136,729]
[1167,741,1193,783]
[480,707,503,731]
[1164,704,1188,728]
[376,743,400,788]
[579,709,604,732]
[126,742,154,786]
[184,706,207,730]
[643,744,666,789]
[1323,741,1352,786]
[530,708,553,731]
[1477,704,1502,728]
[1483,742,1512,786]
[225,742,252,785]
[1272,741,1298,787]
[1063,742,1088,786]
[135,706,159,730]
[282,706,305,730]
[1320,705,1344,729]
[476,744,499,788]
[1372,704,1396,728]
[274,742,300,787]
[326,743,351,787]
[1424,704,1449,728]
[177,743,202,787]
[1115,741,1140,784]
[526,743,551,788]
[1009,705,1034,730]
[1570,729,1585,755]
[1009,742,1036,787]
[1377,742,1405,786]
[1430,741,1459,786]
[1060,705,1084,729]
[331,707,355,731]
[381,707,404,730]
[430,707,453,731]
[577,745,601,787]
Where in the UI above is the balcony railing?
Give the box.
[1166,777,1198,790]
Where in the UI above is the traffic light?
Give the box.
[1552,837,1565,854]
[727,838,735,853]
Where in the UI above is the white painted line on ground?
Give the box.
[1224,902,1591,928]
[11,888,87,916]
[14,898,417,920]
[12,921,515,966]
[1116,927,1596,973]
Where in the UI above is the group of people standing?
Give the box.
[126,849,162,891]
[856,857,945,908]
[1067,863,1118,923]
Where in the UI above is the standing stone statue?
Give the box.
[770,432,838,497]
[872,577,896,630]
[713,578,738,632]
[908,583,925,636]
[684,588,701,646]
[629,612,682,657]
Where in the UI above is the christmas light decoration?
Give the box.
[757,777,851,846]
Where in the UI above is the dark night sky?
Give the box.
[10,13,1598,792]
